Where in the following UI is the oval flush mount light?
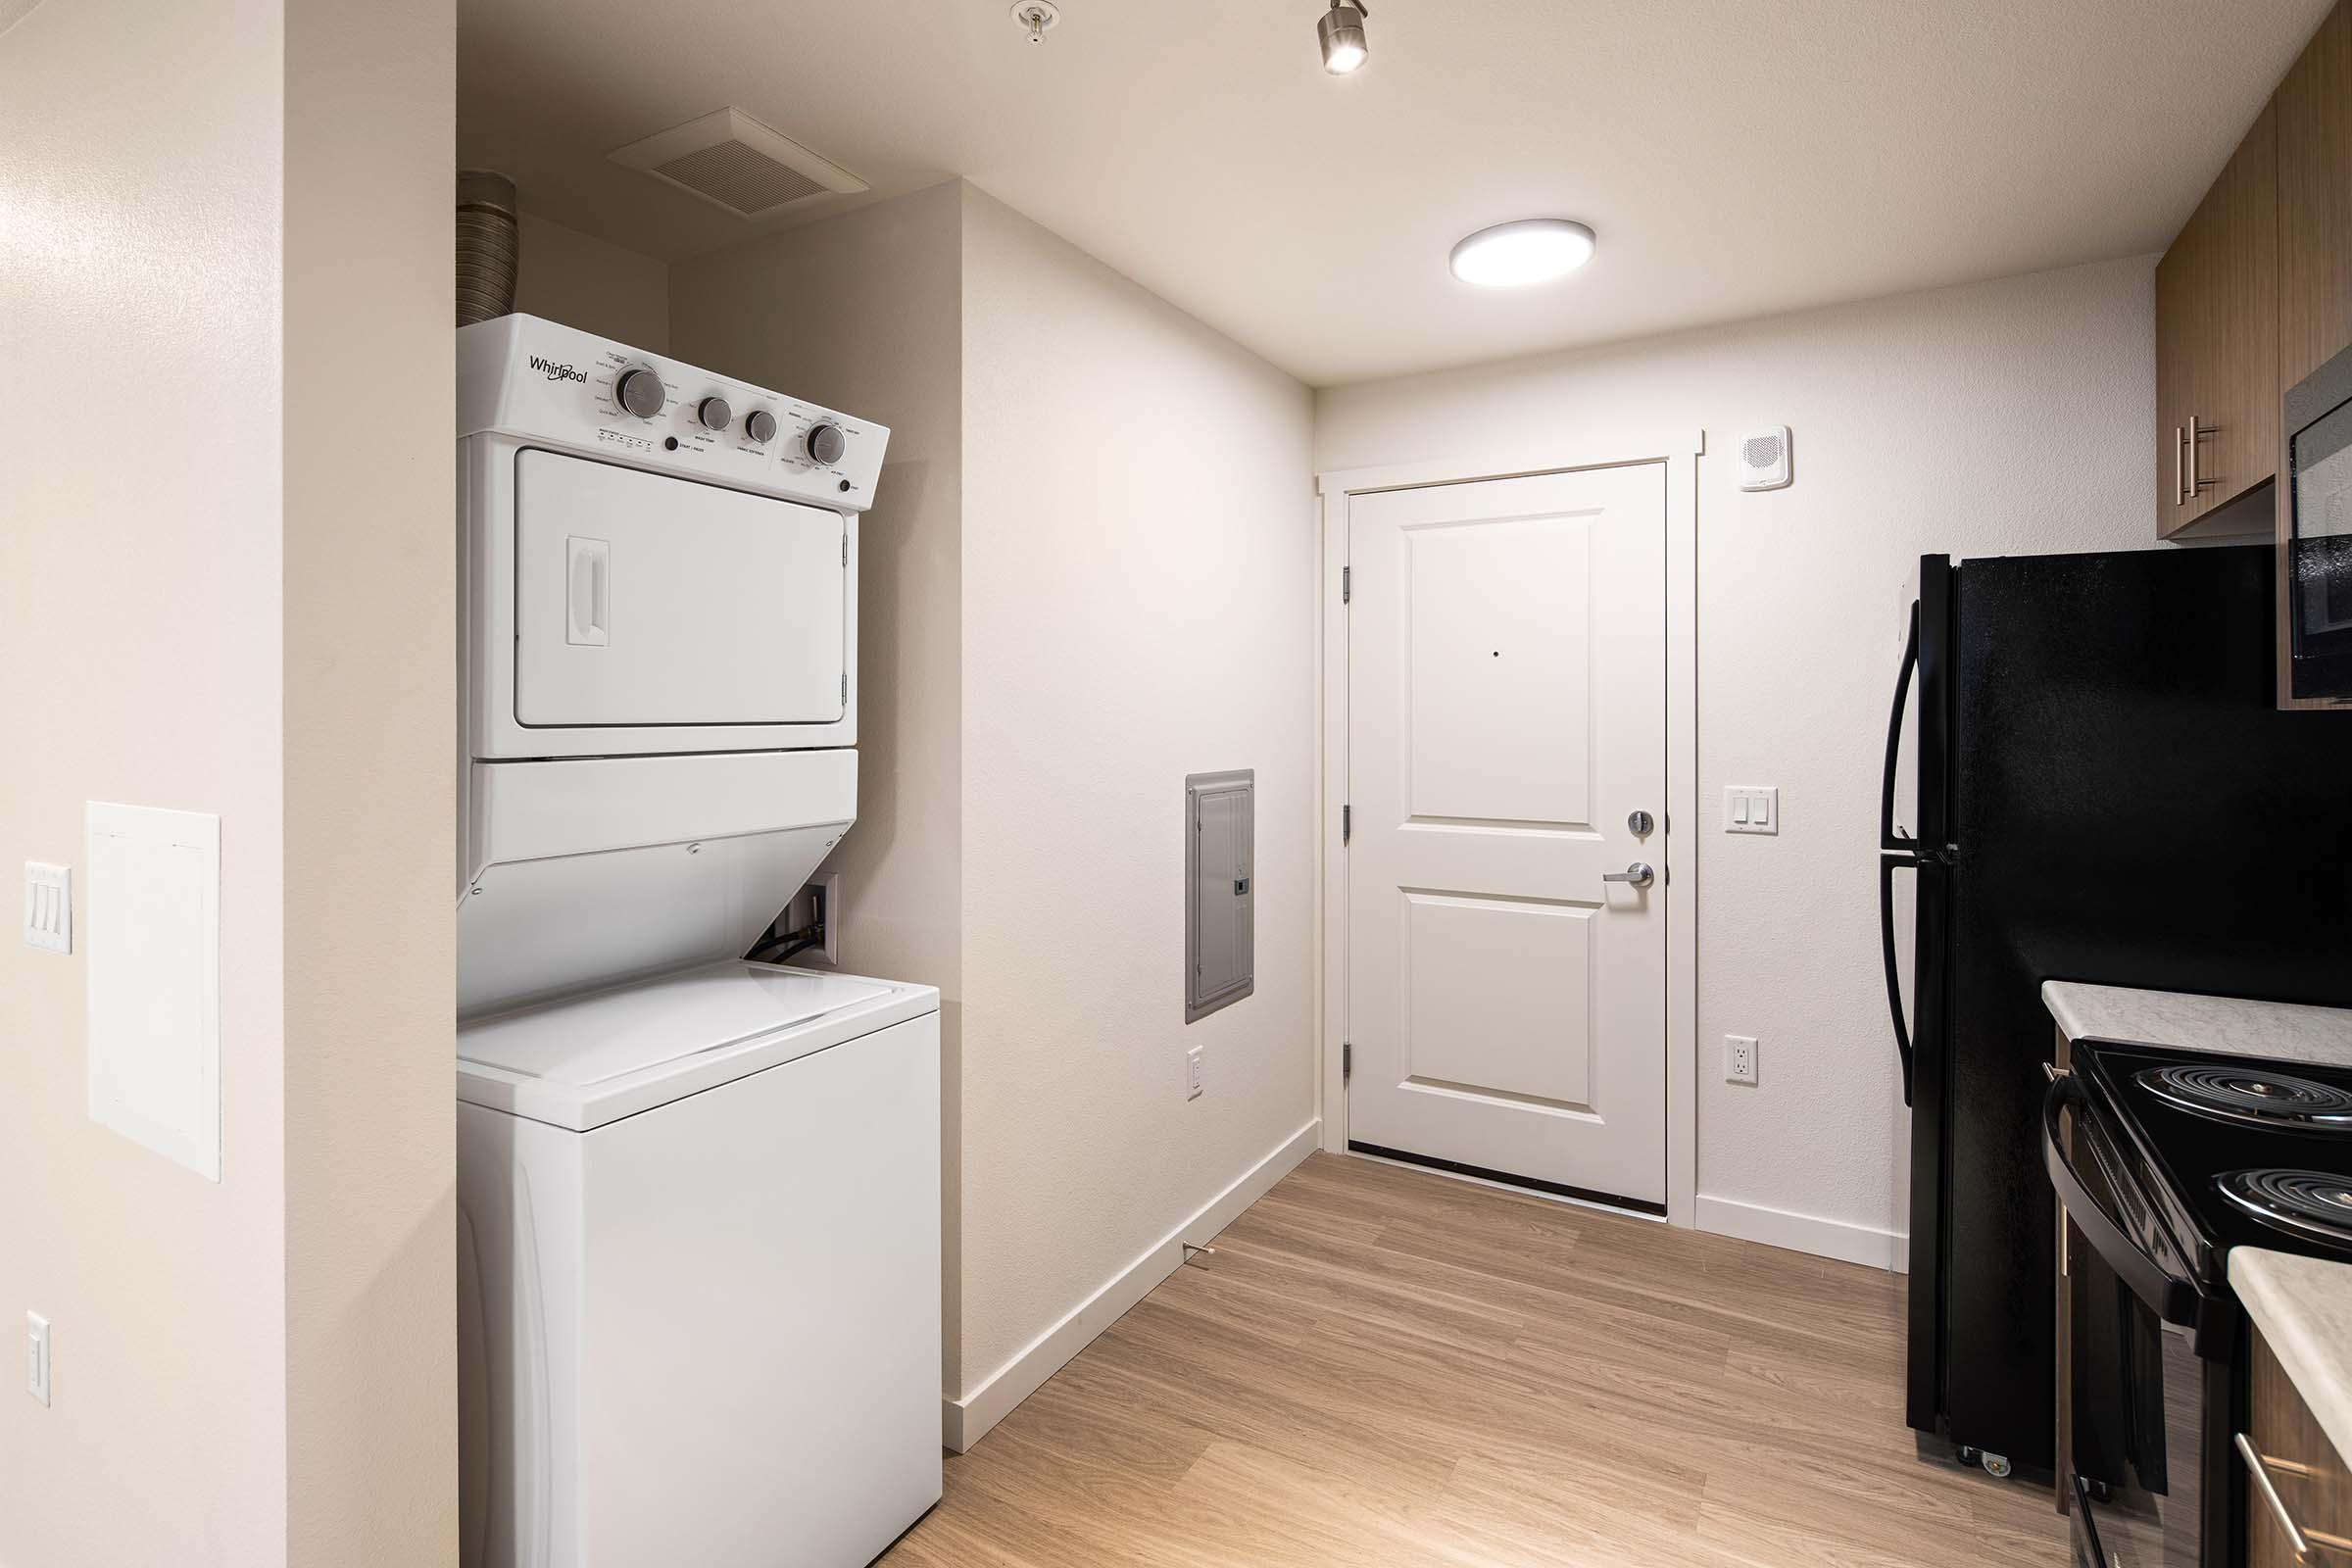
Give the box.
[1318,1,1369,74]
[1449,219,1597,287]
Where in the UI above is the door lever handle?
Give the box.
[1602,861,1655,888]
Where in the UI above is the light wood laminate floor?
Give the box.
[882,1151,2067,1567]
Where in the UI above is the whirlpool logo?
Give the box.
[528,355,588,384]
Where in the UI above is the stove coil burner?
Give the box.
[2217,1169,2352,1249]
[2136,1064,2352,1132]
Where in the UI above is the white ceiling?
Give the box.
[459,0,2331,387]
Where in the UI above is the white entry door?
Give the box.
[1346,463,1668,1205]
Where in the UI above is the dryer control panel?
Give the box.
[458,315,889,511]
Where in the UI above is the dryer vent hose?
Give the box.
[457,170,519,327]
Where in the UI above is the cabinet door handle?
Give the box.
[2176,424,2187,505]
[2188,415,2217,494]
[2237,1433,2352,1558]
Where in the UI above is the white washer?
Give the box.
[457,962,941,1568]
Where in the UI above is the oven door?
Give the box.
[2044,1074,2230,1567]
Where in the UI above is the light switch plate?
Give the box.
[1186,1045,1203,1101]
[1724,786,1779,835]
[23,862,71,953]
[26,1312,50,1406]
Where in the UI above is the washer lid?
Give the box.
[459,962,891,1088]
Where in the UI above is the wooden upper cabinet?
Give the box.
[2278,0,2352,391]
[2155,101,2279,538]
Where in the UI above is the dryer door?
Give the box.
[512,449,846,728]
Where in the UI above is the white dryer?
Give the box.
[453,317,940,1568]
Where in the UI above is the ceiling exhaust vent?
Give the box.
[609,108,867,220]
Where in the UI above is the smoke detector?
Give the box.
[609,108,867,220]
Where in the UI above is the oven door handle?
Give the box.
[2040,1074,2208,1332]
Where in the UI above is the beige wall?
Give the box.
[515,211,669,350]
[956,186,1318,1394]
[0,0,291,1559]
[1316,255,2158,1264]
[0,0,455,1561]
[673,182,1319,1418]
[283,0,456,1560]
[670,181,968,1387]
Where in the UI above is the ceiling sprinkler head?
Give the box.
[1012,1,1060,44]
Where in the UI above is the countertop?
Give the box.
[2042,981,2352,1069]
[2231,1248,2352,1463]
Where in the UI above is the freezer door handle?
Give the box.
[1882,602,1920,854]
[1881,854,1918,1104]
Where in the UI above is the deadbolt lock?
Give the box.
[1628,809,1655,837]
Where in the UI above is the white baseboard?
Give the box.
[1695,1193,1908,1273]
[942,1116,1321,1453]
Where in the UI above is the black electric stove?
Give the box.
[2049,1039,2352,1567]
[2082,1041,2352,1275]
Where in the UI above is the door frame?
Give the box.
[1314,430,1704,1229]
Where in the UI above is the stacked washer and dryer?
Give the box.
[452,316,941,1568]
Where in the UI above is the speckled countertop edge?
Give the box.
[2042,981,2352,1069]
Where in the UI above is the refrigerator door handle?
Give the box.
[1881,853,1918,1105]
[1882,601,1920,854]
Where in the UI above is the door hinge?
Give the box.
[1341,804,1351,845]
[1342,565,1351,605]
[1343,1041,1352,1082]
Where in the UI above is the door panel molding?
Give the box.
[1315,430,1702,1228]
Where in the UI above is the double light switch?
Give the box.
[1724,786,1779,835]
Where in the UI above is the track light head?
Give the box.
[1318,1,1368,74]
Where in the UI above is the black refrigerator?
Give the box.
[1884,544,2352,1479]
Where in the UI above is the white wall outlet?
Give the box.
[26,1312,50,1406]
[1724,1034,1759,1086]
[23,861,71,953]
[1186,1045,1203,1101]
[1723,786,1779,835]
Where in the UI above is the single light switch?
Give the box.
[23,862,71,953]
[26,1312,50,1406]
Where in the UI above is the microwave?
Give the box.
[2284,340,2352,702]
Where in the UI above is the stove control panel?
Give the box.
[457,315,889,512]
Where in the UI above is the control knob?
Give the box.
[696,395,733,430]
[805,421,848,466]
[614,367,665,419]
[744,409,779,444]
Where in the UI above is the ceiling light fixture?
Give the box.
[1448,219,1598,287]
[1318,1,1369,74]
